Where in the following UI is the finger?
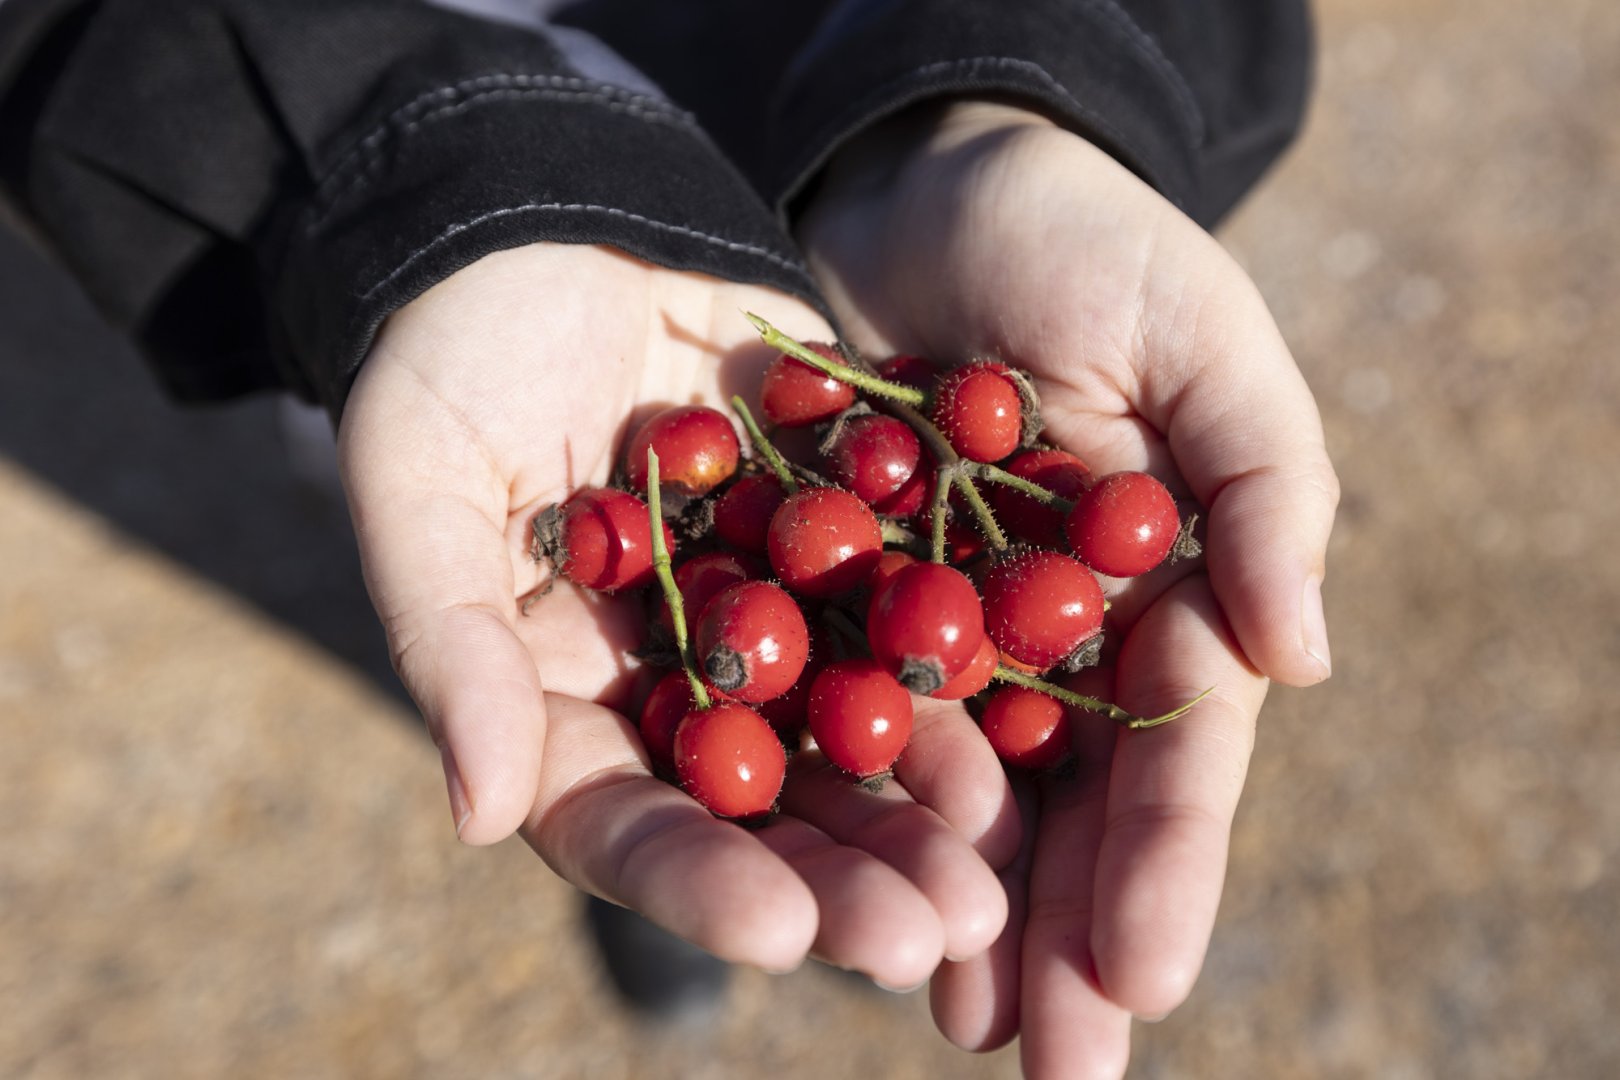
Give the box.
[780,754,1008,963]
[754,816,945,991]
[893,697,1022,869]
[527,695,818,973]
[341,397,544,844]
[1090,575,1267,1019]
[1019,679,1134,1079]
[1142,265,1339,686]
[929,776,1039,1052]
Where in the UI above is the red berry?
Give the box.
[1065,471,1181,577]
[657,550,759,634]
[674,703,786,818]
[865,549,919,608]
[867,562,986,694]
[543,487,673,593]
[931,634,999,701]
[824,414,922,505]
[981,550,1105,671]
[624,405,740,497]
[761,343,856,427]
[756,621,834,739]
[639,670,698,770]
[991,449,1093,548]
[870,454,932,518]
[980,686,1072,770]
[875,353,939,393]
[930,361,1023,462]
[807,659,914,778]
[767,487,883,598]
[712,474,789,553]
[694,580,810,702]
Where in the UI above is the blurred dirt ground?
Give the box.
[3,0,1618,1076]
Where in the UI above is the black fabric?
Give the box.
[756,0,1312,228]
[0,0,1312,415]
[1,0,817,413]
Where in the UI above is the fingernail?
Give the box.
[439,742,474,839]
[1135,1010,1172,1024]
[873,975,928,994]
[1301,575,1331,679]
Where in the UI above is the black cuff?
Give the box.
[765,0,1310,228]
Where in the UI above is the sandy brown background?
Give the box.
[3,0,1617,1076]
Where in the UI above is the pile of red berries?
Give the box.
[532,315,1202,820]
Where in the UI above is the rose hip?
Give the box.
[824,414,922,505]
[624,405,740,497]
[639,670,698,770]
[1065,471,1181,578]
[981,550,1105,671]
[867,562,986,694]
[980,686,1072,770]
[807,659,914,778]
[930,361,1023,462]
[930,634,999,701]
[991,448,1093,548]
[761,343,855,426]
[694,580,810,702]
[767,487,883,598]
[712,474,789,553]
[674,702,786,818]
[539,487,674,593]
[657,550,758,635]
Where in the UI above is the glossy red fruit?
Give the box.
[639,670,698,770]
[1065,471,1181,577]
[930,361,1023,462]
[767,487,883,598]
[980,686,1072,770]
[807,659,914,778]
[761,343,855,427]
[875,353,939,393]
[543,487,674,592]
[756,620,833,739]
[694,580,810,702]
[674,703,786,818]
[824,414,922,505]
[657,550,759,634]
[981,550,1105,671]
[712,474,789,553]
[871,454,932,518]
[931,634,999,701]
[991,449,1093,548]
[865,549,919,610]
[624,405,740,496]
[867,562,986,694]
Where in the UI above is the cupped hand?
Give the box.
[337,243,1015,988]
[799,101,1338,1076]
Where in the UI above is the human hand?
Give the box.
[798,101,1338,1075]
[337,242,1016,988]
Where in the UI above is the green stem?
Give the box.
[730,396,800,494]
[647,448,711,710]
[991,666,1212,729]
[929,467,953,564]
[970,462,1076,513]
[953,472,1008,550]
[745,312,927,407]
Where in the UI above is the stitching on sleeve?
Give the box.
[784,57,1157,196]
[1077,0,1206,144]
[308,73,699,232]
[356,202,815,305]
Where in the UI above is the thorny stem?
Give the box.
[953,472,1008,550]
[648,448,711,710]
[991,665,1213,730]
[745,312,928,407]
[969,462,1076,513]
[730,395,800,494]
[929,467,953,564]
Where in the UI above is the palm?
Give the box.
[337,243,1014,986]
[800,104,1336,1072]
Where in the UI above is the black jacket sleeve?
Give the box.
[559,0,1311,229]
[0,0,819,414]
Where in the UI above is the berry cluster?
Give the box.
[532,315,1206,820]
